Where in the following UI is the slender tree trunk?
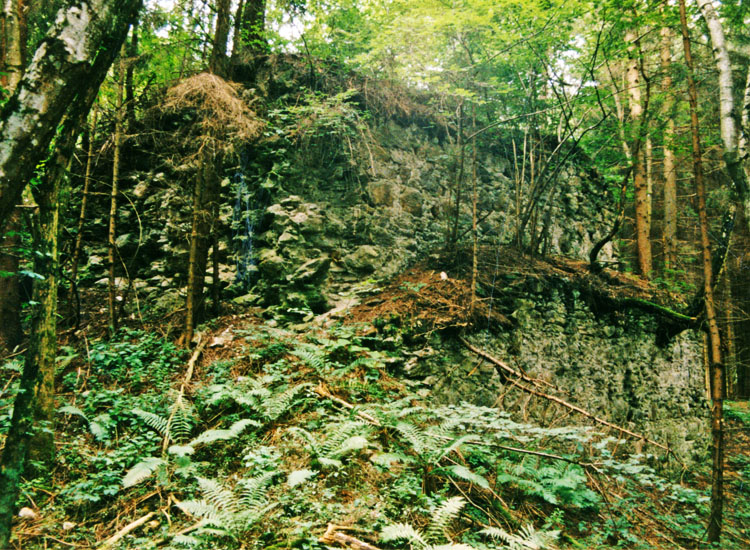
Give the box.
[185,145,221,344]
[125,22,138,131]
[0,0,26,354]
[108,44,127,333]
[209,0,230,75]
[626,28,652,278]
[661,25,678,272]
[69,104,98,309]
[679,1,724,541]
[451,101,464,246]
[696,0,750,234]
[470,106,478,314]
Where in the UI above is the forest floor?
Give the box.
[2,266,750,550]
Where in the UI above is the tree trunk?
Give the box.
[679,0,724,541]
[0,0,26,354]
[0,81,102,550]
[0,0,143,231]
[125,21,138,131]
[231,0,265,64]
[661,24,678,272]
[626,28,652,278]
[108,43,126,333]
[69,104,98,314]
[0,0,24,93]
[209,0,230,76]
[185,145,221,345]
[696,0,750,235]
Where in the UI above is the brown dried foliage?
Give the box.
[160,72,263,153]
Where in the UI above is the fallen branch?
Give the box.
[99,512,155,549]
[460,337,677,458]
[320,524,382,550]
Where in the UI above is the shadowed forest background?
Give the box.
[1,0,750,548]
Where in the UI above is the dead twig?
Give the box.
[320,524,382,550]
[98,511,155,549]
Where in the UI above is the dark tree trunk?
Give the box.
[209,0,230,76]
[231,0,265,65]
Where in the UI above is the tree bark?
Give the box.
[185,145,221,345]
[661,24,678,272]
[125,21,138,131]
[0,74,104,550]
[108,43,126,333]
[231,0,265,64]
[679,0,724,541]
[68,103,97,312]
[209,0,230,76]
[626,28,652,278]
[0,0,143,231]
[0,0,24,93]
[0,0,26,354]
[696,0,750,235]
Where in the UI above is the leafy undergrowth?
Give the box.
[3,314,749,550]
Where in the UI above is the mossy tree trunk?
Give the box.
[0,0,27,354]
[0,2,140,544]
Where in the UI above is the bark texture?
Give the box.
[661,25,677,271]
[0,0,143,230]
[679,0,724,541]
[626,29,652,278]
[209,0,230,75]
[696,0,750,235]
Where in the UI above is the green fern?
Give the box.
[188,418,260,447]
[122,457,166,488]
[291,344,328,373]
[175,474,277,541]
[260,383,313,420]
[481,524,560,549]
[381,497,474,550]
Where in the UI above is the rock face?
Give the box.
[419,282,707,462]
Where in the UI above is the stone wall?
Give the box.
[420,281,708,462]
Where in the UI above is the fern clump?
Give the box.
[174,473,277,542]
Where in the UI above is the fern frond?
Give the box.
[292,344,328,372]
[426,497,465,545]
[287,469,317,487]
[441,465,490,489]
[171,533,203,547]
[189,418,260,447]
[176,499,222,525]
[58,404,88,421]
[287,427,318,455]
[133,409,169,437]
[394,421,433,456]
[381,523,427,548]
[432,434,477,464]
[197,477,240,515]
[169,397,196,443]
[321,421,371,457]
[261,383,313,420]
[237,471,276,511]
[122,457,166,488]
